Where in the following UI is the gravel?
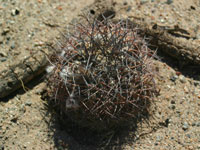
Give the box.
[0,0,200,149]
[182,122,189,131]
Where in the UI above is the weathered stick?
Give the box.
[128,17,200,66]
[0,50,48,98]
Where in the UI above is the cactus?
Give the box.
[46,16,158,131]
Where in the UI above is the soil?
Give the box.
[0,0,200,149]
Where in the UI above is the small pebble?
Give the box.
[186,134,191,138]
[188,146,193,150]
[166,0,173,4]
[126,6,132,12]
[123,1,128,5]
[6,37,10,41]
[0,57,7,62]
[170,75,178,82]
[140,0,148,4]
[156,135,162,142]
[192,122,196,126]
[2,28,10,36]
[0,52,7,62]
[160,19,165,23]
[11,8,20,16]
[10,41,15,49]
[23,144,27,148]
[154,142,158,146]
[190,6,196,10]
[184,86,189,93]
[20,104,26,113]
[182,122,189,130]
[196,122,200,127]
[171,100,176,104]
[15,95,21,100]
[7,20,15,24]
[179,75,186,83]
[164,118,171,127]
[169,105,176,110]
[25,101,32,106]
[194,81,200,86]
[167,85,171,89]
[176,110,181,115]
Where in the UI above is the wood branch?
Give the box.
[128,17,200,66]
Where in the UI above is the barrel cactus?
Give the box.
[46,16,158,131]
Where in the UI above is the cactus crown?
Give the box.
[47,16,158,131]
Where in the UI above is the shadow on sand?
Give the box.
[42,92,150,150]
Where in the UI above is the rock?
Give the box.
[170,75,178,82]
[11,8,20,16]
[192,122,196,127]
[140,0,148,4]
[2,28,10,36]
[167,85,171,89]
[126,6,132,12]
[188,146,194,150]
[186,134,191,138]
[163,118,171,127]
[156,135,162,142]
[123,2,128,5]
[182,122,189,130]
[170,105,176,110]
[160,18,165,23]
[171,100,176,104]
[194,81,200,86]
[184,86,189,93]
[25,101,32,106]
[166,0,173,4]
[192,122,196,126]
[0,57,7,62]
[10,41,15,49]
[179,75,186,83]
[196,122,200,127]
[154,142,158,146]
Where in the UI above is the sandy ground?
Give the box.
[0,0,200,149]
